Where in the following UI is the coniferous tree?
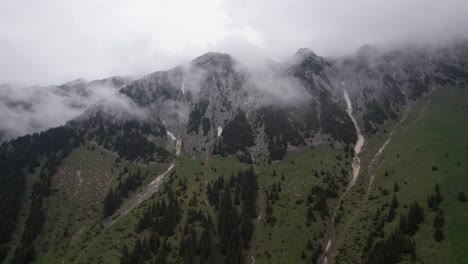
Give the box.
[156,240,170,264]
[306,206,316,225]
[103,188,121,217]
[266,200,273,224]
[120,244,130,264]
[458,192,466,202]
[307,238,313,250]
[198,228,217,264]
[433,210,445,229]
[434,183,443,204]
[241,215,254,249]
[404,201,424,236]
[434,226,445,242]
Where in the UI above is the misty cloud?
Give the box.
[0,81,125,140]
[80,92,151,122]
[1,0,467,86]
[235,59,311,105]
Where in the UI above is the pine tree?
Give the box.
[427,195,435,209]
[434,226,445,242]
[198,228,216,264]
[387,195,399,222]
[156,240,169,264]
[387,206,396,222]
[433,211,445,229]
[434,183,443,204]
[393,182,399,192]
[458,192,466,202]
[406,201,424,236]
[103,188,117,217]
[307,206,316,224]
[399,214,408,234]
[266,201,273,224]
[307,238,313,250]
[391,194,399,209]
[241,217,254,249]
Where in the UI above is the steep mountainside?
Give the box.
[0,41,467,264]
[80,42,468,162]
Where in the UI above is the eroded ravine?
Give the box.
[366,104,412,196]
[105,133,182,227]
[323,90,365,264]
[367,88,437,195]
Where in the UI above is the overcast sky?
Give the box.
[1,0,468,86]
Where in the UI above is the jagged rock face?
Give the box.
[328,43,468,133]
[116,51,358,161]
[78,42,468,162]
[120,53,254,157]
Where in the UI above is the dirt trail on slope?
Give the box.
[249,181,266,264]
[403,97,431,131]
[322,90,365,264]
[366,121,404,196]
[366,91,435,195]
[105,136,181,228]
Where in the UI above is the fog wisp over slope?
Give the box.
[0,77,132,140]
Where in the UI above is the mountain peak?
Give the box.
[295,47,317,58]
[356,44,379,59]
[61,78,88,87]
[191,52,233,69]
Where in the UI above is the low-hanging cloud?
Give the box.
[0,81,126,140]
[234,58,311,105]
[1,0,467,86]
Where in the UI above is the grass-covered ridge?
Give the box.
[334,85,468,264]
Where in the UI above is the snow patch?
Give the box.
[175,138,182,156]
[181,77,185,95]
[166,131,176,141]
[217,126,223,137]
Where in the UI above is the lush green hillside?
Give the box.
[1,86,467,264]
[333,85,468,264]
[3,139,350,264]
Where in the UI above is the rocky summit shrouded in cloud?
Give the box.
[0,0,467,86]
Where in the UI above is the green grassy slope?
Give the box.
[335,86,468,264]
[3,143,169,264]
[15,143,349,264]
[4,86,466,264]
[252,145,350,264]
[66,146,350,264]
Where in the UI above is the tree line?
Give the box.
[120,167,259,264]
[0,126,81,263]
[103,168,147,217]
